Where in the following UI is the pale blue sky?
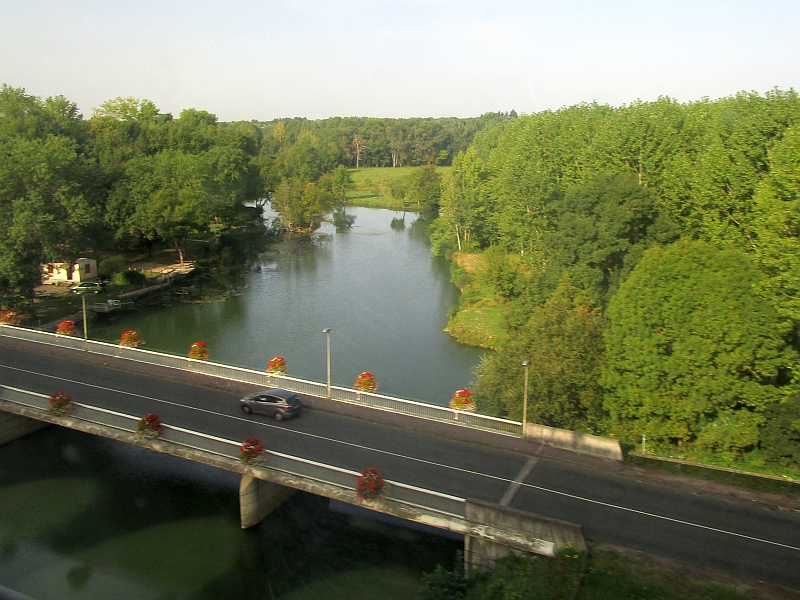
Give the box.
[1,1,798,121]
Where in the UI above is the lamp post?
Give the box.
[322,328,331,398]
[521,360,530,437]
[80,294,88,348]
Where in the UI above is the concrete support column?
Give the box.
[239,474,296,529]
[463,499,586,577]
[0,411,48,446]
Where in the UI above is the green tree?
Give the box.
[270,177,332,231]
[403,164,442,211]
[475,276,606,431]
[331,164,352,204]
[603,239,795,453]
[111,150,212,263]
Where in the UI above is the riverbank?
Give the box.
[443,252,509,350]
[421,544,799,599]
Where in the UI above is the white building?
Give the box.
[41,258,98,284]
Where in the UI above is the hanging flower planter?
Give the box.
[48,392,73,417]
[137,414,163,439]
[356,467,387,501]
[119,330,142,348]
[267,356,287,375]
[239,438,266,465]
[354,372,379,393]
[56,319,76,336]
[0,310,22,326]
[188,341,210,361]
[450,388,476,413]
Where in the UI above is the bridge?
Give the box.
[0,325,799,588]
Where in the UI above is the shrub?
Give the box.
[354,371,379,393]
[450,389,476,413]
[48,392,73,416]
[189,341,210,361]
[0,310,22,326]
[56,320,76,336]
[356,467,386,500]
[267,356,287,374]
[114,269,146,286]
[137,414,162,439]
[239,438,265,465]
[98,255,126,277]
[119,330,142,348]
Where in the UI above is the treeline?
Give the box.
[0,84,496,303]
[432,90,800,469]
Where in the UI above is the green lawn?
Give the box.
[346,166,450,210]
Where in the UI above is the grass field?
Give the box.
[346,166,450,209]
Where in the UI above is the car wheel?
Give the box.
[275,411,285,421]
[241,405,251,414]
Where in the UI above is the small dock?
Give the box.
[89,299,134,314]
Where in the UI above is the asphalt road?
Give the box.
[0,340,799,590]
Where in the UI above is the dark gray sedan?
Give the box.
[239,389,301,421]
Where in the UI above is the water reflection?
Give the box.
[332,207,356,233]
[0,428,460,599]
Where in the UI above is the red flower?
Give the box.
[0,310,22,326]
[239,438,265,464]
[354,371,379,393]
[48,391,73,416]
[356,468,386,500]
[137,413,162,438]
[56,320,76,336]
[267,356,287,374]
[450,388,476,412]
[189,341,210,360]
[120,330,142,348]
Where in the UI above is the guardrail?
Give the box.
[0,324,522,436]
[0,385,466,518]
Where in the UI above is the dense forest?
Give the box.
[0,84,496,303]
[430,90,800,469]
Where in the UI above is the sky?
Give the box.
[1,0,798,121]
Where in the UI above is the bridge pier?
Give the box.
[0,411,48,446]
[239,474,296,529]
[463,499,586,576]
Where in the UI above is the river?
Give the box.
[91,207,482,406]
[0,207,481,599]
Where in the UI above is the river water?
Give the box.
[0,207,480,598]
[91,207,482,406]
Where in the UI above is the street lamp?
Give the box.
[322,328,331,398]
[79,293,89,348]
[521,360,530,436]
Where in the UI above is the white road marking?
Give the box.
[499,455,539,506]
[2,363,799,552]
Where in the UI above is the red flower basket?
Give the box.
[267,356,287,375]
[48,391,73,416]
[450,388,476,413]
[137,413,162,439]
[354,371,379,393]
[356,467,387,501]
[56,319,76,336]
[239,438,265,465]
[119,329,142,348]
[0,310,22,326]
[189,341,210,361]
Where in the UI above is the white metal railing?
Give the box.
[0,385,466,518]
[0,324,522,436]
